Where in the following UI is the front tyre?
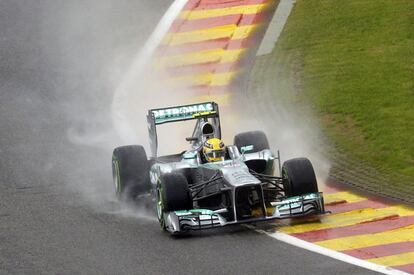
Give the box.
[160,173,192,212]
[157,173,192,230]
[282,158,318,197]
[112,145,150,201]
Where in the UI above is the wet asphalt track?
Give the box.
[0,1,379,274]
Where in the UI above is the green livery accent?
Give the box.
[240,145,254,154]
[112,156,121,194]
[156,188,166,230]
[174,209,215,216]
[276,193,320,211]
[201,159,240,169]
[151,102,214,124]
[183,151,198,159]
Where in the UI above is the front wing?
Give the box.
[163,192,326,234]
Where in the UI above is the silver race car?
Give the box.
[112,102,326,234]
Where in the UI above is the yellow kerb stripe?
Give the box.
[156,48,245,68]
[180,3,271,20]
[164,24,234,45]
[163,25,259,46]
[168,71,239,87]
[315,224,414,251]
[280,205,414,234]
[211,71,240,86]
[368,252,414,267]
[324,191,366,205]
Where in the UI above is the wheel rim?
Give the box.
[112,158,121,195]
[156,193,162,220]
[156,187,165,229]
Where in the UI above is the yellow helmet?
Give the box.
[203,138,225,162]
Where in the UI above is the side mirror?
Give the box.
[240,145,254,154]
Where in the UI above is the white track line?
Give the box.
[111,0,188,143]
[257,0,295,56]
[130,0,188,70]
[261,230,410,275]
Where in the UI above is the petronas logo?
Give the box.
[152,103,213,120]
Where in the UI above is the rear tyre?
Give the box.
[112,145,150,201]
[234,131,271,174]
[282,158,318,197]
[233,131,270,153]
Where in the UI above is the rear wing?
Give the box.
[147,102,220,158]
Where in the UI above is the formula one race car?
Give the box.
[111,102,326,234]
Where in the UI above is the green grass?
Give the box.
[264,1,414,186]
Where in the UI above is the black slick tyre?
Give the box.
[112,145,150,201]
[234,131,271,174]
[156,173,192,231]
[159,173,192,212]
[282,158,318,197]
[233,131,270,153]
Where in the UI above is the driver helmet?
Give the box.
[203,138,225,162]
